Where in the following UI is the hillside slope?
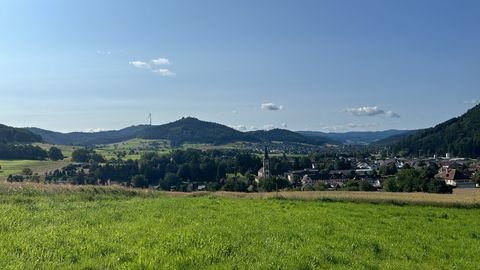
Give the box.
[299,130,412,144]
[0,124,42,143]
[391,104,480,157]
[26,117,333,147]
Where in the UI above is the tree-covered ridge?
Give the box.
[392,104,480,158]
[26,117,333,147]
[0,124,42,143]
[142,117,259,146]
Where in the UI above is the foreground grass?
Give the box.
[0,184,479,269]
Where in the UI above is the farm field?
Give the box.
[0,184,479,269]
[95,138,172,160]
[0,159,70,180]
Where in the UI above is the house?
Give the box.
[435,166,471,187]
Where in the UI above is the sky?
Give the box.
[0,0,479,133]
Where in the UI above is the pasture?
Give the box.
[0,183,479,269]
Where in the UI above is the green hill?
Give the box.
[26,117,333,147]
[142,117,259,146]
[0,124,42,143]
[391,104,480,157]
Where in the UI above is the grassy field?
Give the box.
[95,138,172,160]
[0,183,479,269]
[0,159,70,180]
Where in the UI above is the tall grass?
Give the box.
[0,183,479,269]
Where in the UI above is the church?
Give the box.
[256,146,270,182]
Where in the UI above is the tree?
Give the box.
[396,168,421,192]
[384,178,399,192]
[71,149,91,162]
[72,149,104,163]
[48,147,64,161]
[160,173,181,190]
[473,173,480,185]
[359,180,376,191]
[73,170,86,185]
[131,175,148,188]
[379,163,397,176]
[258,177,289,192]
[22,168,33,176]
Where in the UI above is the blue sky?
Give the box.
[0,0,479,132]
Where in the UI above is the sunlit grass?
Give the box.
[0,183,479,269]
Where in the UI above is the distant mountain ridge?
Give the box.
[298,130,413,145]
[391,104,480,158]
[25,117,330,146]
[248,129,333,145]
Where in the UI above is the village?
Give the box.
[257,147,480,191]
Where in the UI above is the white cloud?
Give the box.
[321,125,347,132]
[464,99,480,105]
[385,111,400,118]
[84,128,107,133]
[152,57,171,65]
[263,124,276,130]
[129,57,176,76]
[343,106,400,118]
[152,68,176,77]
[129,61,151,69]
[232,124,247,131]
[261,103,284,111]
[232,110,239,114]
[281,123,288,128]
[231,124,258,132]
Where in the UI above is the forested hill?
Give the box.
[391,104,480,158]
[26,117,333,147]
[26,125,148,146]
[0,124,42,143]
[141,117,259,146]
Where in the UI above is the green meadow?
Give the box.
[0,184,479,269]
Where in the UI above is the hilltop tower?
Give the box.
[263,146,270,179]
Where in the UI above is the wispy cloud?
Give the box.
[152,57,171,65]
[129,57,176,76]
[343,106,400,118]
[464,99,480,105]
[96,50,112,56]
[231,124,258,132]
[129,61,151,69]
[152,68,176,77]
[84,128,107,133]
[261,102,284,111]
[263,124,276,130]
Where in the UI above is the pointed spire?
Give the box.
[264,145,269,160]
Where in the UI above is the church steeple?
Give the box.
[263,146,270,179]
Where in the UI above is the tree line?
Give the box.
[0,144,64,160]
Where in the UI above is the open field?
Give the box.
[95,138,172,160]
[217,188,480,208]
[0,159,70,180]
[0,183,479,269]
